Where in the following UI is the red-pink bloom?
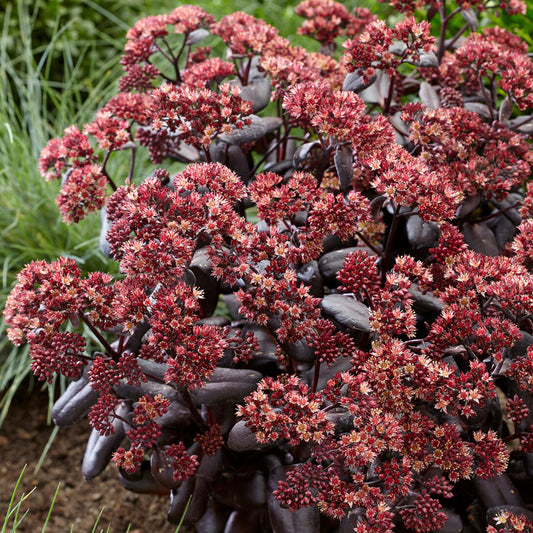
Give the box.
[471,430,509,478]
[102,92,153,124]
[149,83,252,149]
[194,424,224,455]
[441,28,533,110]
[182,57,235,88]
[56,163,108,224]
[337,249,381,302]
[28,330,85,383]
[166,5,215,33]
[3,257,83,345]
[174,162,246,205]
[165,442,199,482]
[295,0,375,45]
[237,375,335,446]
[39,125,95,181]
[343,17,436,80]
[211,12,279,57]
[84,110,131,152]
[400,491,448,533]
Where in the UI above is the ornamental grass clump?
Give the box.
[4,0,533,531]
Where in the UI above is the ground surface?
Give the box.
[0,386,190,533]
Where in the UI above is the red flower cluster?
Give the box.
[343,17,436,80]
[441,27,533,111]
[295,0,376,46]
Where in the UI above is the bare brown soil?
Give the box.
[0,386,189,533]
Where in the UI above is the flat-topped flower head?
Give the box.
[39,125,95,181]
[149,83,252,149]
[211,12,279,57]
[295,0,376,46]
[4,257,82,345]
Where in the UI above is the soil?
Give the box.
[0,386,191,533]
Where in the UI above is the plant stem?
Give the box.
[178,386,209,432]
[78,311,118,360]
[381,204,401,285]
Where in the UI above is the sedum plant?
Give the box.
[4,0,533,531]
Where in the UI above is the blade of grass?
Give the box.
[1,465,36,533]
[34,425,60,475]
[90,507,106,533]
[40,483,61,533]
[173,495,192,533]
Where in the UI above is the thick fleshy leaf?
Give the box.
[297,260,324,298]
[359,70,390,106]
[406,215,440,249]
[174,141,201,163]
[456,194,481,219]
[223,508,270,532]
[156,399,193,426]
[464,102,492,119]
[190,247,219,317]
[214,471,267,508]
[419,82,441,109]
[339,510,360,533]
[263,159,294,176]
[461,8,478,30]
[492,193,523,226]
[389,42,407,55]
[509,331,533,359]
[472,475,525,508]
[210,142,250,179]
[388,112,411,137]
[495,215,517,250]
[409,285,443,315]
[343,71,377,93]
[321,294,371,333]
[185,28,210,45]
[151,447,182,490]
[508,114,533,133]
[195,504,231,533]
[237,76,272,113]
[52,371,99,427]
[114,379,180,403]
[292,141,323,170]
[462,222,499,256]
[334,144,353,191]
[227,420,269,451]
[191,368,262,404]
[302,354,352,391]
[167,477,195,523]
[119,461,170,494]
[525,453,533,477]
[99,206,113,257]
[282,339,315,363]
[499,96,514,122]
[218,115,267,145]
[167,451,222,525]
[410,52,439,68]
[439,510,464,533]
[326,410,354,436]
[261,116,283,134]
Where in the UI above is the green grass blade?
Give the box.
[173,495,192,533]
[34,425,59,475]
[40,482,61,533]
